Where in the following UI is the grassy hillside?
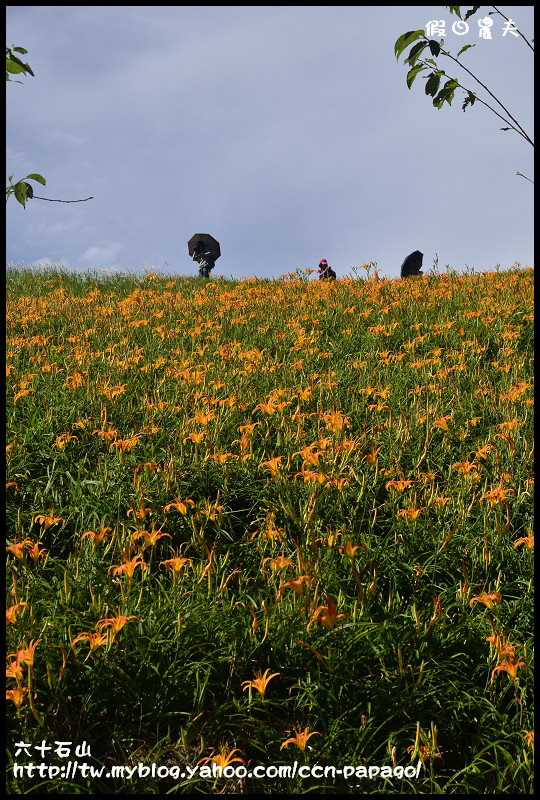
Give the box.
[6,266,534,794]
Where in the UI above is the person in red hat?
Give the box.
[318,259,336,280]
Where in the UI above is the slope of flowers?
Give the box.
[6,267,534,794]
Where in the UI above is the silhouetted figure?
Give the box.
[400,250,424,278]
[318,259,336,280]
[192,240,215,278]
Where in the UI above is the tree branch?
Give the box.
[491,6,534,53]
[439,45,533,146]
[32,195,94,203]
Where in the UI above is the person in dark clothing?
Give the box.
[318,259,336,280]
[400,250,424,278]
[192,240,215,278]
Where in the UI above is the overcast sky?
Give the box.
[6,5,534,279]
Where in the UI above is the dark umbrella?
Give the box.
[187,233,221,261]
[400,250,423,278]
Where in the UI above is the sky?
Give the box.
[6,5,534,280]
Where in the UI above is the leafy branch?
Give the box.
[6,45,94,207]
[394,7,534,149]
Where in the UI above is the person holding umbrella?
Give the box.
[192,240,215,278]
[400,250,424,278]
[188,233,221,278]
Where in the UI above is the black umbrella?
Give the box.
[400,250,423,278]
[187,233,221,261]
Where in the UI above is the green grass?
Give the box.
[6,264,534,794]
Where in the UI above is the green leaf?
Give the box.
[428,40,441,57]
[447,6,462,18]
[26,173,46,186]
[394,30,425,61]
[6,58,24,75]
[12,47,29,54]
[462,92,476,111]
[405,41,428,66]
[425,72,441,97]
[456,44,475,58]
[463,6,480,22]
[406,64,426,89]
[433,80,459,109]
[14,181,29,207]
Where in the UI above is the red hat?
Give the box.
[319,259,327,265]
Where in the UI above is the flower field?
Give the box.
[6,265,534,793]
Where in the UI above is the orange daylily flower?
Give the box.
[514,535,534,550]
[197,746,245,769]
[429,496,451,508]
[338,540,367,559]
[65,373,85,389]
[8,639,41,668]
[482,487,515,507]
[407,744,443,761]
[109,555,147,580]
[485,631,519,662]
[210,452,237,464]
[126,500,153,521]
[160,556,193,574]
[280,726,321,752]
[34,513,64,530]
[363,446,381,465]
[308,596,349,631]
[241,668,280,699]
[254,400,283,415]
[99,384,127,400]
[6,538,35,560]
[6,603,29,625]
[491,658,526,683]
[111,436,141,454]
[262,555,295,573]
[81,527,112,545]
[132,526,171,549]
[184,431,206,445]
[164,498,196,515]
[427,596,444,629]
[193,410,217,425]
[259,456,284,478]
[6,687,29,708]
[13,389,34,404]
[497,419,522,433]
[321,410,350,432]
[296,468,327,485]
[474,444,493,461]
[72,631,109,652]
[452,460,480,477]
[253,525,285,543]
[397,506,425,520]
[325,477,350,491]
[6,660,24,680]
[469,591,502,609]
[523,731,534,750]
[96,612,138,635]
[26,540,48,562]
[385,479,414,492]
[433,415,452,431]
[278,575,314,599]
[55,433,78,449]
[134,462,162,475]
